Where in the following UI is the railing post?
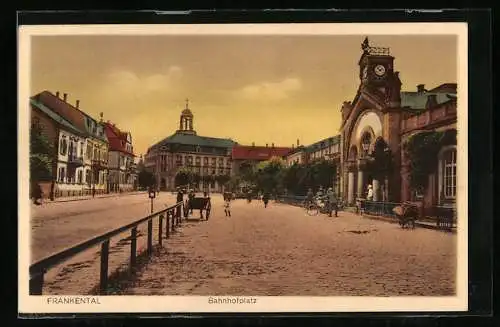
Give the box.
[29,271,44,295]
[166,213,170,238]
[130,227,137,268]
[177,205,181,226]
[158,215,163,246]
[100,240,110,294]
[147,219,153,256]
[172,211,176,232]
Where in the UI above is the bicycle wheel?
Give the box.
[307,204,319,216]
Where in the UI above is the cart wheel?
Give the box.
[307,204,319,216]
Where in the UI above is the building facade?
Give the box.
[35,91,110,195]
[145,101,236,192]
[231,143,292,176]
[30,97,87,198]
[103,121,137,192]
[339,38,457,213]
[283,136,341,194]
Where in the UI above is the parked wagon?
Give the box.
[184,196,211,220]
[392,202,418,229]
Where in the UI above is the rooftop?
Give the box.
[306,135,341,152]
[232,145,292,161]
[34,91,107,142]
[153,131,236,149]
[30,98,85,136]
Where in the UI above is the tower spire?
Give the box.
[185,98,189,109]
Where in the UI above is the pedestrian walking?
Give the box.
[32,181,43,206]
[262,192,270,208]
[224,198,231,217]
[176,188,184,204]
[92,186,96,198]
[326,187,338,217]
[188,189,195,214]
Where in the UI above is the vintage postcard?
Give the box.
[18,22,468,314]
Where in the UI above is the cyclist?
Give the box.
[315,186,325,204]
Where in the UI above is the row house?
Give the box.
[33,91,109,196]
[103,121,137,192]
[145,101,236,192]
[30,97,86,198]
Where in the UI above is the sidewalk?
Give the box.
[360,212,456,233]
[46,191,147,203]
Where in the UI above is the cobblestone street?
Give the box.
[113,195,456,297]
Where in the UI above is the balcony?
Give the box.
[91,159,108,170]
[68,154,84,167]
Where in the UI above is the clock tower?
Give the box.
[359,37,395,88]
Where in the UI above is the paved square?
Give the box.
[116,195,456,296]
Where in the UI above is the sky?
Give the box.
[30,34,457,157]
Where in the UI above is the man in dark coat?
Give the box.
[32,182,43,205]
[262,192,270,208]
[176,189,184,204]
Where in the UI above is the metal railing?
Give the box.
[29,201,185,295]
[275,195,307,207]
[359,200,400,218]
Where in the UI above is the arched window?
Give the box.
[439,146,457,201]
[360,132,372,157]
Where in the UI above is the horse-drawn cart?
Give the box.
[184,196,211,220]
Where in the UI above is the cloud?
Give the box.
[236,77,303,101]
[105,65,184,95]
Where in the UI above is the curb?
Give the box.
[361,214,456,233]
[48,192,148,204]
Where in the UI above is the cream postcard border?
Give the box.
[18,22,468,313]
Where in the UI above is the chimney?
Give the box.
[426,94,438,109]
[266,143,268,148]
[417,84,426,93]
[63,93,68,102]
[55,91,60,98]
[76,100,80,108]
[297,139,300,146]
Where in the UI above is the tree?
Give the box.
[403,130,456,192]
[215,174,231,191]
[138,169,155,189]
[175,167,192,188]
[30,124,54,183]
[310,159,336,189]
[254,156,285,194]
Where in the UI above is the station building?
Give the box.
[339,38,457,215]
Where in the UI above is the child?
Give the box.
[224,198,231,217]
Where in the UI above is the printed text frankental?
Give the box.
[47,297,101,305]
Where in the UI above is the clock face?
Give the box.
[374,64,386,76]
